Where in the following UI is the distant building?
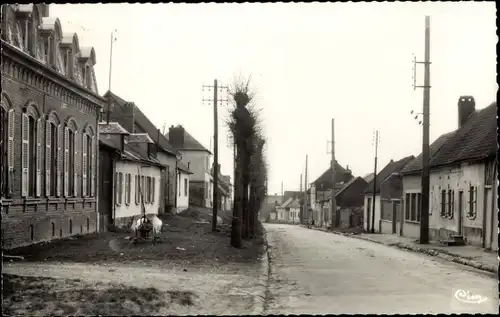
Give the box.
[166,125,213,208]
[363,155,415,233]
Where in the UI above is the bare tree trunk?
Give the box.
[249,185,256,238]
[231,148,243,248]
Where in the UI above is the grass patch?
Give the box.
[2,274,169,316]
[5,207,266,271]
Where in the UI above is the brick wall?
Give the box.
[1,42,104,250]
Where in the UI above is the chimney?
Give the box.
[458,96,475,128]
[187,162,190,170]
[122,102,136,133]
[169,125,185,148]
[346,165,350,171]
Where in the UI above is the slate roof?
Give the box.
[328,176,365,199]
[165,128,211,154]
[127,133,154,144]
[104,91,178,156]
[177,161,193,174]
[313,162,352,187]
[363,173,375,183]
[401,102,496,173]
[365,155,415,194]
[98,122,129,135]
[401,132,454,174]
[429,102,496,168]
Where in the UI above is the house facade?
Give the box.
[176,161,192,213]
[400,97,497,250]
[1,4,104,249]
[311,162,353,226]
[363,156,415,232]
[104,92,179,214]
[273,197,300,223]
[166,125,213,208]
[325,176,368,228]
[98,122,164,229]
[262,194,284,222]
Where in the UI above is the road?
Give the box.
[264,224,498,315]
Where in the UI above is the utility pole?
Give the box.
[202,79,228,232]
[106,29,117,123]
[329,119,337,230]
[371,129,379,233]
[300,174,303,223]
[412,16,432,244]
[305,155,309,224]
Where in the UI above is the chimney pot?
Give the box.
[458,95,476,128]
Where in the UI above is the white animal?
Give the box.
[131,215,163,235]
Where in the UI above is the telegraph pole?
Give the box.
[329,119,337,230]
[371,129,379,233]
[413,16,431,244]
[106,29,117,123]
[305,155,309,224]
[300,174,303,223]
[202,79,228,232]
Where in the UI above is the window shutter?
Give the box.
[73,130,79,197]
[124,174,129,204]
[82,133,88,197]
[91,135,96,196]
[64,126,69,197]
[152,177,155,203]
[114,172,119,205]
[21,113,29,197]
[45,122,51,196]
[7,110,15,195]
[35,118,43,197]
[56,124,63,196]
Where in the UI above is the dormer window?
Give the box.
[66,48,73,78]
[85,65,91,88]
[81,65,86,86]
[43,35,51,63]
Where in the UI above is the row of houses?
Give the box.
[267,95,497,252]
[363,96,497,251]
[0,4,232,249]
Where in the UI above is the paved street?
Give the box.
[265,224,498,315]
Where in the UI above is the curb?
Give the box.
[252,229,270,315]
[344,234,498,275]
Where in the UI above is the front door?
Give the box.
[457,191,464,236]
[392,201,400,234]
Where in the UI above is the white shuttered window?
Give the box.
[56,124,63,196]
[45,120,51,196]
[21,113,29,197]
[7,109,15,195]
[63,126,69,197]
[35,118,42,197]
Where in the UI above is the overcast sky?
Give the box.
[51,2,496,196]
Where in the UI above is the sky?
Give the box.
[51,2,497,196]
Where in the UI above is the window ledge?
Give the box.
[83,197,96,203]
[47,197,65,203]
[404,220,420,224]
[24,198,42,205]
[66,198,79,203]
[1,198,13,205]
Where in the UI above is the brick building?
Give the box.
[1,4,105,249]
